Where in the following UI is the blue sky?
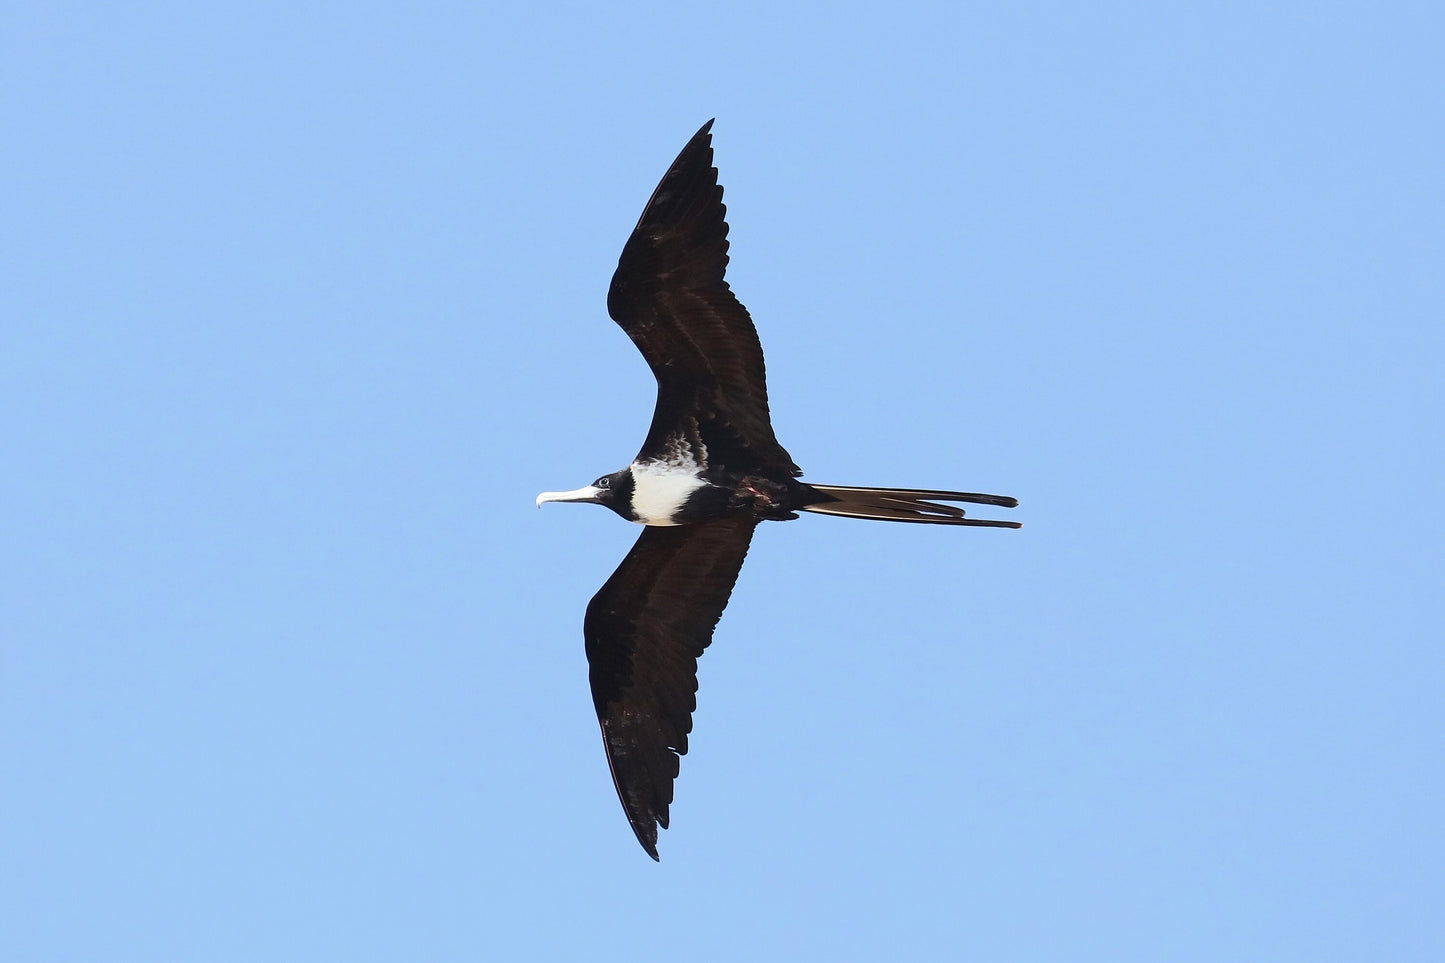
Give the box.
[3,2,1442,960]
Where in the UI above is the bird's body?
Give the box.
[537,121,1019,859]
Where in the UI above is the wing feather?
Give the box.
[606,120,799,475]
[583,515,759,859]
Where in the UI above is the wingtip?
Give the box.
[634,823,662,861]
[686,118,714,145]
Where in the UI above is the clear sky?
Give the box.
[3,2,1441,960]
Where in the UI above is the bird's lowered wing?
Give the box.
[606,120,799,476]
[583,515,759,859]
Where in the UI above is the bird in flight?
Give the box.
[537,120,1020,860]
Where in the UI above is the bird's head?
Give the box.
[536,469,635,520]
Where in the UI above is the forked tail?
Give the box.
[800,484,1021,528]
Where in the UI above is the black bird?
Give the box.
[537,120,1020,860]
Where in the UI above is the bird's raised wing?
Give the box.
[583,515,759,859]
[606,120,799,477]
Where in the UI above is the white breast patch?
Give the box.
[629,458,707,526]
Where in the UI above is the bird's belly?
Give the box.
[629,460,709,526]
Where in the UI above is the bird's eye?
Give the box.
[595,477,611,489]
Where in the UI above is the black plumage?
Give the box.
[538,121,1020,859]
[584,516,757,859]
[607,120,798,479]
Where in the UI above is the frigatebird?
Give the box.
[537,120,1020,860]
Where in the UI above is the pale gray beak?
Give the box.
[535,485,604,508]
